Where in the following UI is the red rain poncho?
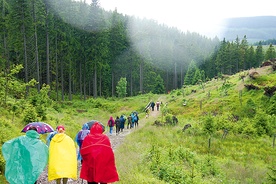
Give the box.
[80,122,119,183]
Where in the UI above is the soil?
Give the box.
[36,106,161,184]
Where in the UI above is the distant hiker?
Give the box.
[131,113,136,128]
[75,123,90,161]
[107,116,115,135]
[46,126,58,146]
[145,108,149,118]
[119,115,126,132]
[127,114,132,129]
[80,122,119,184]
[156,101,160,111]
[2,127,48,184]
[151,101,155,111]
[133,113,139,128]
[48,125,77,184]
[115,116,121,135]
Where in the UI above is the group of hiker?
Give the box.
[2,104,157,184]
[2,122,119,184]
[145,101,161,118]
[107,112,139,135]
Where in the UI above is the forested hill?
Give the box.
[221,16,276,43]
[0,0,219,99]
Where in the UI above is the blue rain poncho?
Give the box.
[2,130,49,184]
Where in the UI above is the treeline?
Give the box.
[0,0,219,100]
[198,36,276,81]
[253,39,276,46]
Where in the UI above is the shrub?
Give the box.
[267,94,276,115]
[202,114,216,136]
[253,112,273,136]
[22,105,38,124]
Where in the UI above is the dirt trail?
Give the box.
[108,106,160,151]
[37,103,161,184]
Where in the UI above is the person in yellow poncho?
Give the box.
[48,125,77,184]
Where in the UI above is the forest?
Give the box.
[1,0,275,100]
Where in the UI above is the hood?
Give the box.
[26,130,40,139]
[51,133,66,143]
[90,122,104,134]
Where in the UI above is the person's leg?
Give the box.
[63,178,68,184]
[56,178,61,184]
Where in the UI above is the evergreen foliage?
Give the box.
[116,77,127,98]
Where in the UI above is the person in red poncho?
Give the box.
[80,122,119,184]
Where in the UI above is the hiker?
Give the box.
[115,116,121,135]
[75,123,90,161]
[107,116,115,135]
[156,101,160,111]
[133,113,139,128]
[2,127,48,184]
[131,113,135,128]
[46,126,58,146]
[127,114,132,129]
[145,108,149,118]
[80,122,119,184]
[48,125,77,184]
[119,115,126,132]
[151,101,155,111]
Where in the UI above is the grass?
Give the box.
[0,65,276,183]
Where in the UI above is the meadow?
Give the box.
[0,65,276,183]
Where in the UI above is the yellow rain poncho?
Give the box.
[48,132,77,181]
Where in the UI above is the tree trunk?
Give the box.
[69,59,72,101]
[55,33,59,101]
[139,62,143,94]
[23,22,29,97]
[174,62,177,89]
[130,70,133,96]
[45,2,50,87]
[61,58,64,101]
[79,63,82,99]
[99,70,102,97]
[2,0,9,105]
[32,0,40,92]
[93,63,97,98]
[112,71,114,97]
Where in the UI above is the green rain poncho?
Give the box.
[2,130,49,184]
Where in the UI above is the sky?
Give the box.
[94,0,276,38]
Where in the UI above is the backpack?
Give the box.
[133,115,138,122]
[108,120,113,127]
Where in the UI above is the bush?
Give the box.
[253,112,273,136]
[22,105,38,124]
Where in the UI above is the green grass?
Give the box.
[0,66,276,183]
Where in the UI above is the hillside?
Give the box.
[0,64,276,183]
[114,64,276,183]
[220,16,276,43]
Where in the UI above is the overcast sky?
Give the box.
[95,0,276,38]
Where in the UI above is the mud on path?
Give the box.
[37,104,161,184]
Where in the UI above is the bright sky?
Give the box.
[94,0,276,38]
